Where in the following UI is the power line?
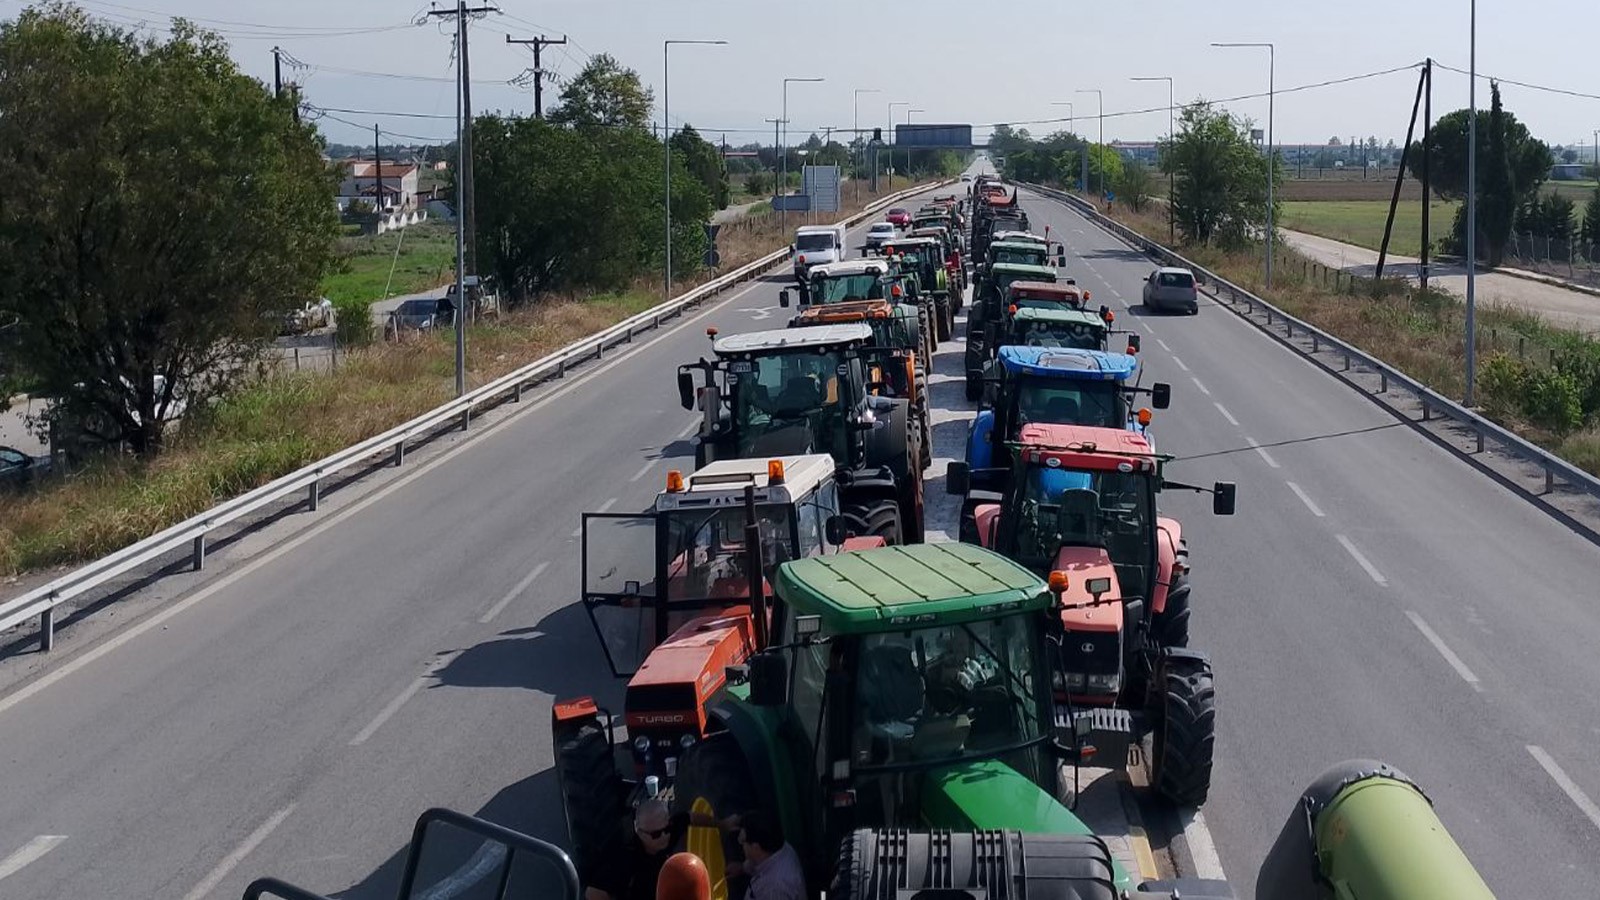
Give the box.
[1432,61,1600,102]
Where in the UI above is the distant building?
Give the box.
[1551,163,1589,181]
[1109,141,1160,165]
[335,160,420,213]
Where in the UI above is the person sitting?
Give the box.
[585,799,690,900]
[729,810,805,900]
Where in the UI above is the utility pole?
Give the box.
[273,46,283,99]
[429,1,497,397]
[1422,59,1433,294]
[373,123,383,215]
[505,34,566,119]
[1465,0,1478,407]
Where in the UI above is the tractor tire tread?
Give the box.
[1153,655,1216,808]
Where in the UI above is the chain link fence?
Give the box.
[1504,233,1600,288]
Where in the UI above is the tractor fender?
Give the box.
[1160,646,1210,667]
[841,535,888,551]
[1151,517,1184,615]
[973,503,1003,548]
[966,410,996,469]
[705,702,810,864]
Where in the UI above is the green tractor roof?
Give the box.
[774,543,1050,632]
[989,262,1058,279]
[989,240,1047,253]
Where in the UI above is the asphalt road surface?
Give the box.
[3,169,1599,898]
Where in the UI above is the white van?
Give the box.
[791,224,846,283]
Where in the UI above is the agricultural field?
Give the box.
[1280,199,1459,259]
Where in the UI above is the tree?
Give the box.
[548,53,653,131]
[1085,145,1124,197]
[1163,102,1277,248]
[671,125,730,210]
[0,5,338,456]
[1409,91,1552,201]
[1114,161,1156,212]
[1581,187,1600,246]
[1478,82,1516,265]
[1561,148,1580,164]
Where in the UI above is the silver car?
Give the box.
[1142,267,1199,314]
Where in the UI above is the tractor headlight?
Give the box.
[1064,673,1086,690]
[633,736,651,754]
[679,734,697,751]
[1086,673,1121,693]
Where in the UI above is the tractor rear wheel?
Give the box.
[914,370,932,471]
[935,301,952,342]
[673,732,760,828]
[553,718,624,878]
[844,499,902,545]
[965,374,982,402]
[1151,654,1216,807]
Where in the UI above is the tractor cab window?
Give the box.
[1008,466,1154,598]
[1013,375,1123,429]
[811,274,884,304]
[730,351,854,463]
[662,504,797,606]
[848,617,1048,822]
[1017,320,1104,350]
[992,248,1046,267]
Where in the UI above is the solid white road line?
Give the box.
[180,805,296,900]
[1213,403,1240,427]
[1527,745,1600,834]
[480,562,549,624]
[1178,809,1227,880]
[1170,356,1190,372]
[628,460,656,482]
[1245,436,1281,469]
[1336,534,1388,586]
[1405,611,1481,689]
[349,652,459,746]
[1190,377,1211,396]
[676,420,699,439]
[0,835,67,882]
[1285,481,1326,518]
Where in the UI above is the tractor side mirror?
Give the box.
[677,371,696,411]
[779,289,791,308]
[748,651,790,707]
[1152,382,1171,410]
[825,515,849,547]
[1213,482,1237,516]
[945,461,970,495]
[1126,333,1142,354]
[1056,254,1067,267]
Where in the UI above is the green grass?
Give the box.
[1280,200,1460,259]
[1542,180,1600,203]
[321,221,456,308]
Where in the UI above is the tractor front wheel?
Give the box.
[553,718,624,878]
[845,499,903,545]
[965,374,982,402]
[1151,654,1216,807]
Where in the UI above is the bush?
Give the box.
[1524,368,1584,434]
[334,298,375,347]
[744,173,770,196]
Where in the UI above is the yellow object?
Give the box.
[685,797,729,900]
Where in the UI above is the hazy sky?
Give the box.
[16,0,1600,152]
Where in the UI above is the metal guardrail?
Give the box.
[0,181,952,651]
[1024,181,1600,508]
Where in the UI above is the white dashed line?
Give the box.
[480,561,550,624]
[1336,534,1387,586]
[1177,809,1226,880]
[1155,339,1172,352]
[1285,482,1325,517]
[1405,611,1481,689]
[1527,745,1600,834]
[1214,403,1240,426]
[180,805,296,900]
[1190,377,1211,396]
[628,460,656,482]
[350,653,460,746]
[0,836,68,882]
[1245,436,1280,468]
[1170,356,1189,372]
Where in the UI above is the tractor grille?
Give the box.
[1063,631,1120,676]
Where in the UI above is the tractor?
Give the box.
[904,225,967,299]
[966,278,1110,398]
[781,258,935,361]
[877,236,955,340]
[788,299,933,472]
[677,322,926,543]
[947,423,1235,806]
[545,540,1495,900]
[967,305,1142,401]
[965,262,1059,388]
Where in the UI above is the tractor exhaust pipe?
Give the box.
[1256,759,1494,900]
[744,485,769,650]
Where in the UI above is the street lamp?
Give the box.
[1465,3,1478,405]
[664,39,727,306]
[905,108,925,184]
[855,88,881,201]
[781,76,824,229]
[1132,76,1175,242]
[1212,42,1275,288]
[1075,89,1103,201]
[888,101,911,190]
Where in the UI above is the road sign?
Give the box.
[802,165,841,214]
[703,249,721,268]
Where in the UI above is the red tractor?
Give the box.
[947,422,1236,805]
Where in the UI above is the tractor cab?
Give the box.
[880,237,955,341]
[947,424,1234,806]
[958,346,1170,503]
[781,258,892,311]
[965,262,1059,389]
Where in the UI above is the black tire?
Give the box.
[1151,654,1217,807]
[554,719,623,878]
[935,302,952,342]
[1151,543,1191,648]
[914,371,932,471]
[844,498,902,545]
[965,374,982,402]
[672,732,759,827]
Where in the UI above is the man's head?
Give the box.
[634,798,673,855]
[736,809,784,865]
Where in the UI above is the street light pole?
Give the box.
[854,88,881,202]
[1212,42,1276,287]
[664,40,727,309]
[1132,76,1175,242]
[888,101,911,191]
[1075,89,1103,200]
[781,76,824,230]
[1465,0,1478,405]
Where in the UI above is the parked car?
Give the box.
[864,221,898,251]
[885,207,912,226]
[444,275,502,324]
[1142,266,1199,314]
[0,444,51,490]
[386,297,446,339]
[280,297,335,335]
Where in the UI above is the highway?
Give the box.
[1,168,1598,898]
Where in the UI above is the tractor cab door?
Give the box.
[582,512,665,678]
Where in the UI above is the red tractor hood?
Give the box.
[1052,546,1121,634]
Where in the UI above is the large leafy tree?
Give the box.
[0,4,337,455]
[671,125,730,210]
[1582,187,1600,247]
[1162,102,1278,247]
[548,53,653,131]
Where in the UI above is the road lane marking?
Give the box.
[417,842,510,900]
[1405,611,1481,689]
[1213,403,1240,426]
[1155,338,1171,352]
[480,562,549,624]
[1127,826,1158,880]
[1527,745,1600,834]
[1170,356,1189,372]
[180,805,296,900]
[676,420,699,439]
[350,653,460,746]
[1178,809,1226,880]
[0,835,67,882]
[1336,535,1387,586]
[1245,436,1281,468]
[1191,377,1211,396]
[571,498,618,537]
[628,460,656,482]
[1286,481,1325,517]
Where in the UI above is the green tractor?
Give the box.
[879,236,955,341]
[965,262,1060,394]
[678,322,926,543]
[784,257,939,357]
